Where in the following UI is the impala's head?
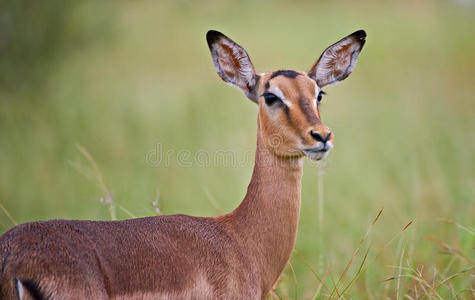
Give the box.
[207,30,366,160]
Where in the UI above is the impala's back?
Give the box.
[0,216,258,299]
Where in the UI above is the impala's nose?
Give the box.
[310,131,332,143]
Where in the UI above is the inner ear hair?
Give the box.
[206,30,258,102]
[308,30,366,87]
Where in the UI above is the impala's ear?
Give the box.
[206,30,258,103]
[308,30,366,87]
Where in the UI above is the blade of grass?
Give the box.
[433,266,474,290]
[317,164,324,229]
[268,289,281,300]
[151,189,161,215]
[117,204,136,218]
[330,208,384,298]
[424,236,473,264]
[453,288,475,299]
[317,165,325,279]
[270,275,284,300]
[328,268,341,299]
[201,185,223,215]
[338,245,371,298]
[288,261,298,300]
[311,267,330,300]
[0,203,17,226]
[383,273,443,300]
[396,240,406,300]
[340,220,413,298]
[437,218,475,236]
[76,143,116,220]
[293,249,331,294]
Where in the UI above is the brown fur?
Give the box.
[0,30,365,299]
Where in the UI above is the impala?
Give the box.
[0,29,366,299]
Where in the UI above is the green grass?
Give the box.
[1,0,474,298]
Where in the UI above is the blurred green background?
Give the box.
[0,0,474,298]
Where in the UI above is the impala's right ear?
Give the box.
[206,30,258,103]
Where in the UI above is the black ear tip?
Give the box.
[206,30,224,47]
[351,29,367,41]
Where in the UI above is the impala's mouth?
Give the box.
[303,143,333,161]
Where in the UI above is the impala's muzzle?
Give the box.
[303,129,334,160]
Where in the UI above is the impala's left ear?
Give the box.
[308,30,366,87]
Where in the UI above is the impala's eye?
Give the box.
[317,90,326,103]
[263,93,281,106]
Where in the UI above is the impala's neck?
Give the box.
[222,120,304,292]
